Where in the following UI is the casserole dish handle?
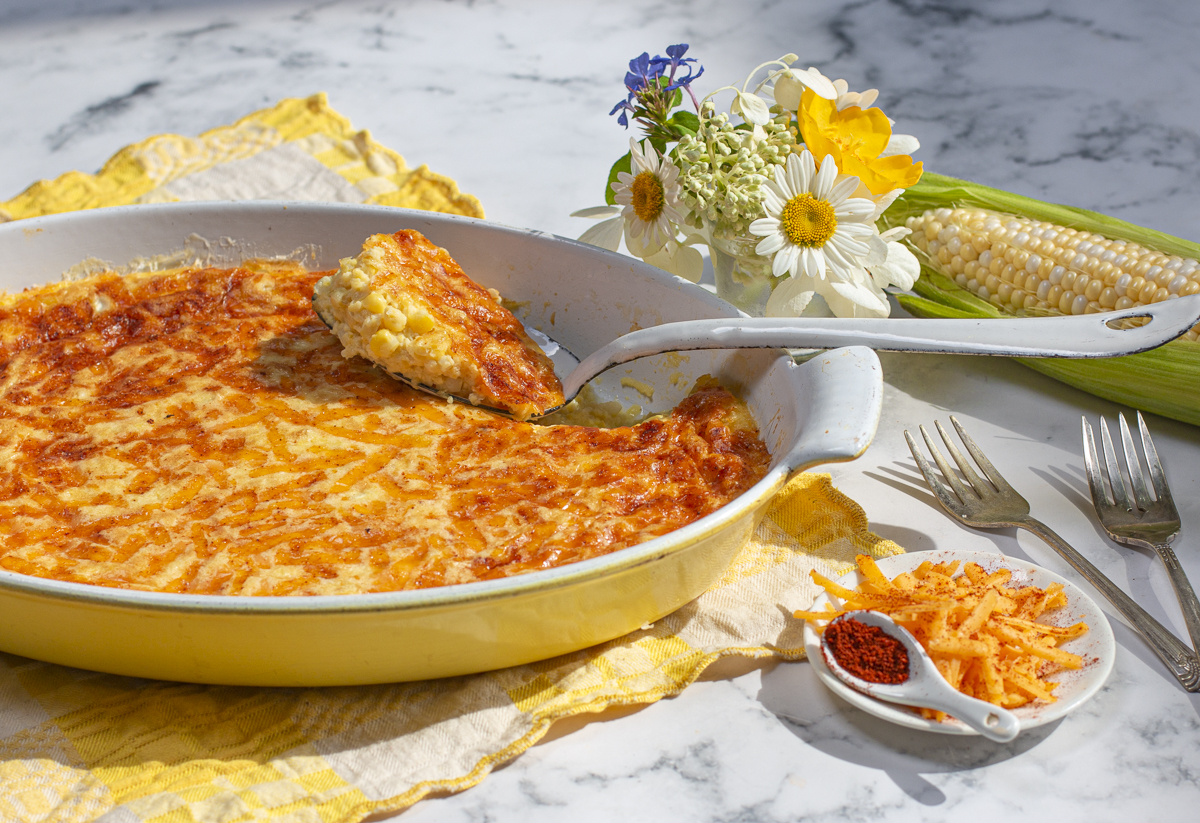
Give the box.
[779,345,883,475]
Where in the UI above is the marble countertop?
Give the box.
[2,0,1198,819]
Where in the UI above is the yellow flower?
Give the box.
[798,89,922,195]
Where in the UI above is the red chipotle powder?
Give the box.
[824,616,910,684]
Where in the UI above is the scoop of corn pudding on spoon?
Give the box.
[312,230,565,420]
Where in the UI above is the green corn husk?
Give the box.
[884,172,1200,427]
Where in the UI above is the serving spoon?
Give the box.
[331,296,1200,419]
[820,610,1020,742]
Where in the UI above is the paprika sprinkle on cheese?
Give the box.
[824,616,910,684]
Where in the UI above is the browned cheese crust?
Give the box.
[0,261,771,596]
[383,230,564,415]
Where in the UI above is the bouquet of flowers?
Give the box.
[573,45,924,318]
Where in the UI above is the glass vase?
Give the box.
[709,231,773,317]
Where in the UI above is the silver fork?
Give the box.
[905,416,1200,692]
[1082,413,1200,655]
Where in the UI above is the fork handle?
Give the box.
[1151,542,1200,657]
[1019,518,1200,692]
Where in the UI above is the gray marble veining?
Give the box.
[1,0,1199,820]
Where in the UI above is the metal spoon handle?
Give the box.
[562,298,1200,401]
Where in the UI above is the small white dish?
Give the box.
[802,550,1115,736]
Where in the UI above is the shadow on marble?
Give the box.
[1033,464,1094,522]
[758,660,1058,806]
[863,464,940,508]
[532,656,778,747]
[879,352,1200,458]
[870,463,1033,555]
[1104,606,1200,709]
[859,523,939,554]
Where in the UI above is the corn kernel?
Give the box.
[369,329,400,358]
[383,308,407,333]
[364,292,388,314]
[407,311,435,334]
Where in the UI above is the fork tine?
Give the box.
[918,424,978,502]
[934,419,993,497]
[1137,411,1177,511]
[948,415,1017,495]
[1118,413,1153,509]
[904,429,969,514]
[1100,417,1136,512]
[1081,418,1112,507]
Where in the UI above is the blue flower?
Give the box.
[624,51,658,92]
[659,44,703,94]
[611,44,704,130]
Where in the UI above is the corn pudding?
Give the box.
[312,230,564,419]
[0,259,770,595]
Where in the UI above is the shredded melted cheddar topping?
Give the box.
[0,261,770,595]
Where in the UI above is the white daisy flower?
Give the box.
[809,226,921,319]
[869,227,921,292]
[571,205,624,252]
[612,138,688,252]
[749,149,877,283]
[571,183,702,282]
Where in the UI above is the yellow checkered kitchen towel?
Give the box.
[0,96,903,823]
[0,93,482,221]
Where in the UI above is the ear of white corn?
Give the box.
[884,173,1200,427]
[905,207,1200,340]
